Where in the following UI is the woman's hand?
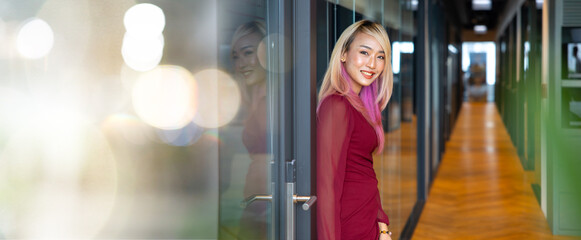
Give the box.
[379,232,392,240]
[377,222,392,240]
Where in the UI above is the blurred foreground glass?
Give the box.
[0,0,266,239]
[216,1,278,239]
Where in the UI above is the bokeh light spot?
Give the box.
[124,3,165,37]
[257,34,290,73]
[16,18,54,59]
[132,65,198,130]
[192,69,240,128]
[122,3,165,72]
[121,32,164,72]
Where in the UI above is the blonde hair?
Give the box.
[231,20,266,52]
[318,20,393,111]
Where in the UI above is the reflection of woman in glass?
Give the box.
[231,20,268,240]
[317,20,393,240]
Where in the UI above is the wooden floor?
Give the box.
[412,102,581,240]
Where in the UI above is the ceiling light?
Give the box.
[410,0,418,11]
[473,0,492,11]
[474,25,487,34]
[536,0,543,9]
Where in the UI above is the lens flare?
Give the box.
[0,17,7,57]
[122,3,165,72]
[0,88,32,133]
[0,124,117,239]
[102,113,155,145]
[121,32,164,72]
[132,65,198,130]
[120,63,142,92]
[202,129,221,145]
[124,3,165,37]
[16,18,54,59]
[192,69,240,128]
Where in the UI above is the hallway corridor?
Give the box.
[412,103,580,240]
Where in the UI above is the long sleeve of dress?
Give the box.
[377,194,390,226]
[317,95,352,240]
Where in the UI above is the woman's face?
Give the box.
[232,32,266,86]
[341,33,385,94]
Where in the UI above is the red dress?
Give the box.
[317,94,389,240]
[238,84,268,240]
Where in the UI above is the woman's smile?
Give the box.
[360,70,375,79]
[241,69,253,78]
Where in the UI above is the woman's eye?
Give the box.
[378,56,385,60]
[360,51,368,55]
[244,50,254,56]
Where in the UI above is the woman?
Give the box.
[231,20,269,240]
[317,20,393,240]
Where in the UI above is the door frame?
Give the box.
[292,0,318,239]
[270,0,318,239]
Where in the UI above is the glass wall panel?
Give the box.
[377,1,418,239]
[496,0,545,211]
[517,4,528,167]
[531,0,543,208]
[217,1,276,239]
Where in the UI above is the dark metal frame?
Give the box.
[416,0,429,203]
[293,0,317,239]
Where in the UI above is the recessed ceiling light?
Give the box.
[474,25,487,34]
[473,0,492,11]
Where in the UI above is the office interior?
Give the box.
[0,0,580,239]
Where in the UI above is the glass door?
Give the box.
[216,0,280,239]
[218,1,316,239]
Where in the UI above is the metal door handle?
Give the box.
[293,195,317,211]
[240,194,272,208]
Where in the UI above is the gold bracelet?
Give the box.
[380,230,392,236]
